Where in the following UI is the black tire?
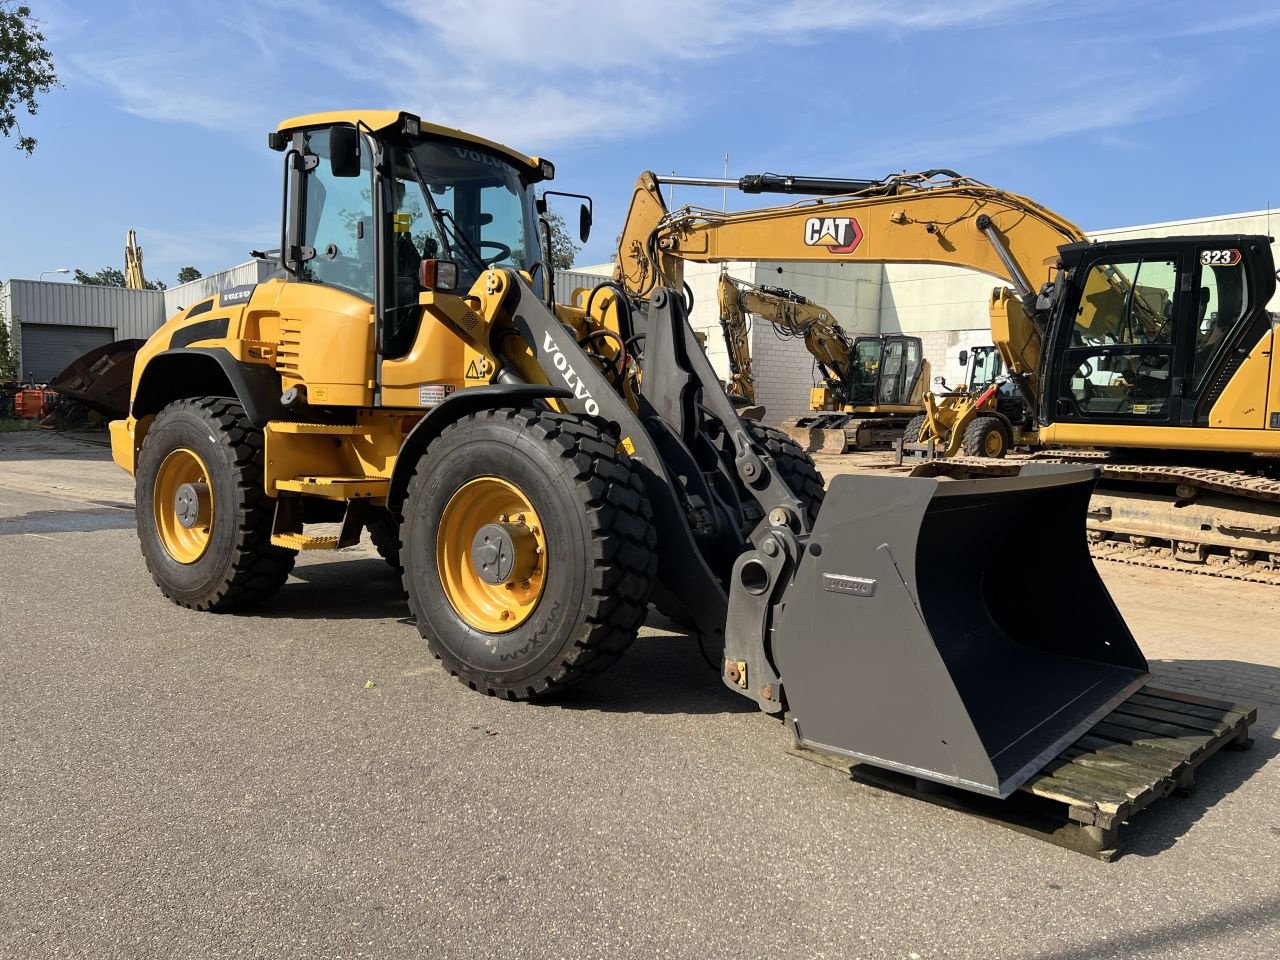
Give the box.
[902,413,928,444]
[365,507,401,571]
[744,422,825,524]
[401,407,657,700]
[961,415,1011,458]
[135,397,296,611]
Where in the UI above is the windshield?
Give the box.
[389,135,541,291]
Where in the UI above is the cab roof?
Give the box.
[276,109,544,172]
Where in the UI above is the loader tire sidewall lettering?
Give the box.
[404,421,590,681]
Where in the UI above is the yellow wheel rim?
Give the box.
[153,447,215,564]
[436,477,547,633]
[983,430,1005,457]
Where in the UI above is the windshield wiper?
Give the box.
[404,150,485,275]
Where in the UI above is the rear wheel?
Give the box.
[401,407,657,699]
[135,397,295,610]
[961,415,1011,458]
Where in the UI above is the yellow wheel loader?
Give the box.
[111,111,1248,814]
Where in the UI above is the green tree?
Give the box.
[176,266,202,284]
[0,308,17,380]
[543,208,579,269]
[0,3,58,154]
[74,267,166,290]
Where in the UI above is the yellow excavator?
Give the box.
[716,274,928,451]
[616,169,1280,583]
[108,111,1250,827]
[124,230,147,290]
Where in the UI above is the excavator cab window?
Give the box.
[876,336,923,405]
[1193,254,1251,390]
[847,338,882,405]
[1056,254,1182,422]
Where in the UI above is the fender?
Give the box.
[132,348,284,427]
[386,384,573,515]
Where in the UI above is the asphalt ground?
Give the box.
[2,432,1279,960]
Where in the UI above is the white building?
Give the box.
[567,208,1280,424]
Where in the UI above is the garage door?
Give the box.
[20,323,115,383]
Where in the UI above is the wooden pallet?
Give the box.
[788,685,1256,860]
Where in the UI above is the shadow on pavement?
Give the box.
[251,556,410,621]
[0,505,136,536]
[258,556,751,715]
[1016,892,1280,960]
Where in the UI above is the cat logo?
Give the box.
[803,216,863,254]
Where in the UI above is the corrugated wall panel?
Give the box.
[5,280,165,341]
[554,267,612,306]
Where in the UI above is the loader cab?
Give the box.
[1044,236,1276,430]
[273,111,549,395]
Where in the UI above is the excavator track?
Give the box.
[781,413,912,454]
[912,452,1280,586]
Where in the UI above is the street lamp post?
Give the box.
[39,268,71,281]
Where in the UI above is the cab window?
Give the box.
[299,127,375,301]
[1072,258,1177,346]
[1193,251,1251,389]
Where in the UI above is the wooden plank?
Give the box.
[1038,758,1145,804]
[1142,686,1257,723]
[1111,702,1233,736]
[1073,735,1189,774]
[1127,692,1248,725]
[1097,714,1217,754]
[1091,721,1207,758]
[1061,746,1168,786]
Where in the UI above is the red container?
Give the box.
[14,389,56,419]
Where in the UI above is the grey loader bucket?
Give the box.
[774,466,1149,798]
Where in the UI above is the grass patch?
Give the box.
[0,418,38,433]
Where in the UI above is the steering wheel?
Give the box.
[477,240,512,267]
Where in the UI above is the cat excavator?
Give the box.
[716,274,928,451]
[616,169,1280,584]
[106,113,1251,843]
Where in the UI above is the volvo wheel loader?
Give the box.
[616,169,1280,584]
[114,110,1236,808]
[716,274,928,452]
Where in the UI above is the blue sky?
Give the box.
[4,0,1280,285]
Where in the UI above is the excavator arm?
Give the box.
[616,170,1087,398]
[717,274,857,405]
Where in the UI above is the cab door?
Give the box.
[1050,247,1189,427]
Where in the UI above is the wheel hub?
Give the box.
[435,477,547,633]
[470,521,538,585]
[174,481,210,529]
[153,447,215,565]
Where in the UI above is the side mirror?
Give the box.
[957,349,969,366]
[535,196,547,215]
[329,125,362,178]
[579,203,592,243]
[934,376,948,388]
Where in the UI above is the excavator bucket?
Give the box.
[774,465,1149,797]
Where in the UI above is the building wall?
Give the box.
[2,279,165,381]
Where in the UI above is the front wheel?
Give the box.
[961,415,1011,458]
[135,397,296,611]
[401,407,657,699]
